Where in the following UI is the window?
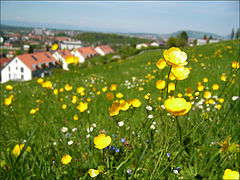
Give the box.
[16,60,17,63]
[16,67,18,70]
[8,66,10,71]
[21,67,24,73]
[21,75,24,79]
[9,74,11,79]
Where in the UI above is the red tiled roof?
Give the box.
[0,57,10,66]
[17,52,57,71]
[76,47,98,58]
[98,45,114,54]
[55,37,69,42]
[57,49,72,59]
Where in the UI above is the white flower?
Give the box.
[146,105,153,111]
[148,115,153,119]
[61,127,68,133]
[161,105,165,109]
[86,134,90,138]
[150,125,155,130]
[173,170,178,174]
[232,96,239,101]
[92,123,97,128]
[87,127,94,133]
[53,142,57,145]
[22,139,27,143]
[72,128,78,132]
[118,121,124,127]
[68,140,73,145]
[152,121,156,125]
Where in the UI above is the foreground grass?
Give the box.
[1,40,239,179]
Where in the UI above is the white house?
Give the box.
[209,39,220,44]
[95,45,114,56]
[197,39,207,46]
[1,52,59,83]
[73,47,99,63]
[136,43,148,49]
[23,44,30,51]
[60,40,82,50]
[150,42,159,47]
[52,49,73,71]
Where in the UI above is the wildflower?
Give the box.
[198,84,204,91]
[102,86,107,92]
[115,148,120,152]
[77,87,85,94]
[156,80,166,90]
[61,155,72,165]
[126,169,131,174]
[61,127,68,133]
[168,83,175,93]
[223,169,239,180]
[72,128,77,132]
[212,84,219,90]
[77,102,88,112]
[30,108,37,114]
[121,138,125,143]
[110,146,115,151]
[156,58,167,69]
[94,134,112,149]
[1,160,6,169]
[232,61,239,69]
[148,114,153,119]
[65,56,75,64]
[220,137,239,154]
[164,97,192,116]
[37,78,44,84]
[118,121,124,127]
[109,102,120,116]
[6,85,13,90]
[73,114,78,120]
[173,170,178,174]
[150,125,155,130]
[110,84,117,91]
[51,43,58,51]
[203,78,208,83]
[204,91,211,99]
[88,169,99,178]
[106,92,114,101]
[62,104,67,110]
[53,89,58,95]
[171,66,190,80]
[12,144,31,157]
[64,84,72,91]
[119,100,130,111]
[146,105,153,111]
[68,140,73,145]
[221,73,227,81]
[167,153,170,158]
[65,133,71,138]
[5,96,13,106]
[42,81,53,89]
[72,95,78,104]
[116,92,124,98]
[163,47,188,66]
[232,96,239,101]
[132,99,141,107]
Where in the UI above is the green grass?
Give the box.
[1,40,239,179]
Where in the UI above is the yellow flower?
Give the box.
[37,78,44,84]
[221,73,227,81]
[96,91,101,95]
[51,44,58,51]
[74,56,79,64]
[177,93,183,97]
[77,87,85,94]
[232,61,239,69]
[212,84,219,90]
[59,88,64,92]
[156,80,166,90]
[12,144,31,157]
[168,83,175,93]
[168,73,176,81]
[116,92,124,99]
[30,109,37,114]
[53,89,58,95]
[197,84,205,91]
[106,92,114,101]
[77,102,88,112]
[42,81,52,89]
[132,99,141,107]
[61,155,72,165]
[218,98,224,103]
[164,97,192,116]
[203,78,208,83]
[110,84,117,91]
[138,87,143,91]
[72,95,78,104]
[62,104,67,110]
[109,102,120,116]
[94,134,111,149]
[156,58,167,69]
[6,85,13,90]
[5,96,13,106]
[163,47,188,66]
[65,56,75,64]
[208,99,214,104]
[219,137,239,154]
[223,169,239,180]
[1,160,6,169]
[204,91,211,99]
[102,87,107,92]
[65,84,72,91]
[171,66,190,80]
[88,169,100,178]
[73,114,78,120]
[119,100,130,111]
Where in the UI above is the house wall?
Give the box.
[73,51,85,63]
[95,47,105,56]
[60,44,82,50]
[52,52,69,70]
[197,40,207,46]
[1,57,32,83]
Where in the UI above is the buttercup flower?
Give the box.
[164,97,192,116]
[5,96,13,106]
[223,169,239,180]
[156,80,166,90]
[65,84,72,91]
[168,83,175,93]
[106,92,114,101]
[88,169,99,178]
[132,99,141,107]
[212,84,219,90]
[77,87,85,94]
[156,58,167,69]
[171,66,190,80]
[163,47,188,66]
[72,95,78,104]
[110,84,117,91]
[94,134,112,149]
[204,91,211,99]
[116,92,124,99]
[77,102,88,112]
[61,155,72,165]
[6,85,13,90]
[12,144,31,157]
[232,61,239,69]
[51,43,58,51]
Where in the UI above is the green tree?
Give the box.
[28,45,34,53]
[180,31,188,41]
[167,36,177,47]
[231,29,235,40]
[176,35,187,48]
[236,28,240,39]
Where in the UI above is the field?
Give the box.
[1,40,240,179]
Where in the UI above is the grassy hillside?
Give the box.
[1,40,239,179]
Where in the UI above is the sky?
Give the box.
[1,1,239,36]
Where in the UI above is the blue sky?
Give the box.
[1,1,239,36]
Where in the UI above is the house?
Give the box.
[23,44,30,51]
[197,39,207,46]
[73,47,99,63]
[1,52,59,83]
[55,37,69,42]
[60,40,82,50]
[209,39,220,44]
[136,43,148,49]
[150,42,159,47]
[52,49,74,71]
[6,51,16,59]
[95,45,114,56]
[0,57,10,68]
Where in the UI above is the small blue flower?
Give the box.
[146,140,149,143]
[65,133,71,138]
[167,153,170,158]
[126,169,131,174]
[115,148,120,153]
[121,138,125,143]
[176,167,180,170]
[112,134,116,138]
[105,146,109,150]
[110,146,115,151]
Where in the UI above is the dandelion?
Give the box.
[94,134,112,149]
[88,169,99,178]
[223,169,239,180]
[61,155,72,165]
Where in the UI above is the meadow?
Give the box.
[1,40,239,179]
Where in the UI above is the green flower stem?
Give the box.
[165,65,172,99]
[175,116,182,145]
